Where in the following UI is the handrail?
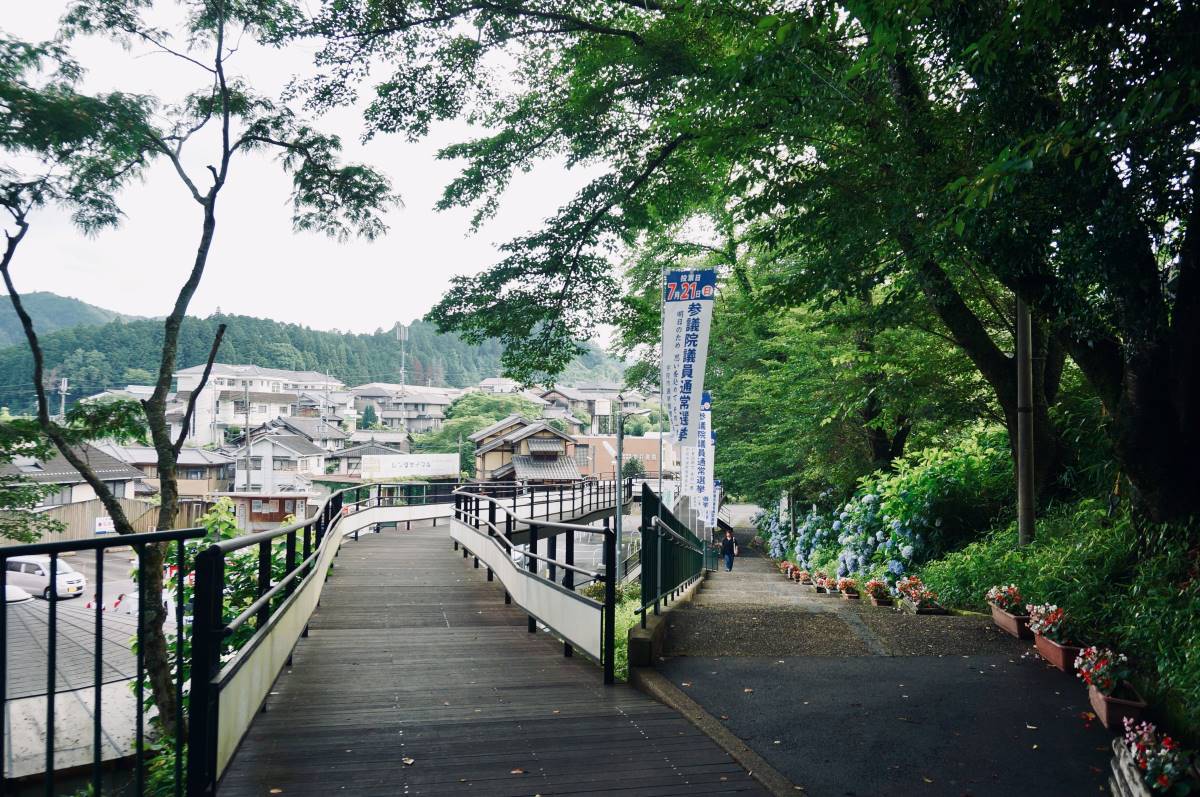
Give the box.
[650,515,705,553]
[451,478,632,685]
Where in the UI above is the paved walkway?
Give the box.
[660,531,1114,796]
[220,524,768,796]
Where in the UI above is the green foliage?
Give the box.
[410,391,542,476]
[358,404,379,429]
[0,292,141,348]
[0,419,63,542]
[920,503,1200,743]
[621,457,646,479]
[0,310,625,410]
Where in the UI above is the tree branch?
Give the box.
[171,323,226,455]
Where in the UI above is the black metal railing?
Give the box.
[184,479,534,794]
[1,527,206,796]
[638,483,705,626]
[452,479,633,684]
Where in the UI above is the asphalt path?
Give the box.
[661,654,1112,796]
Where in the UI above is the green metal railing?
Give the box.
[637,483,705,626]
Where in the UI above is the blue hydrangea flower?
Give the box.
[888,559,904,575]
[900,544,914,559]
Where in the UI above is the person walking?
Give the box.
[719,529,738,572]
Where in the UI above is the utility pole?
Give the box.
[1016,296,1035,546]
[614,394,625,570]
[58,377,68,418]
[244,383,253,493]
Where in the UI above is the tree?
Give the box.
[1,3,395,738]
[359,404,379,429]
[122,367,154,384]
[621,457,646,479]
[302,1,1199,523]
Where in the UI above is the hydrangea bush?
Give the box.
[764,428,1011,588]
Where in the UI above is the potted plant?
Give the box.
[865,579,893,607]
[1027,604,1081,672]
[796,569,813,585]
[814,571,829,593]
[825,577,841,596]
[896,576,947,615]
[780,561,794,576]
[1114,718,1196,794]
[1076,646,1146,730]
[986,584,1032,639]
[838,577,859,599]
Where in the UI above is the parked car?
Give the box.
[4,555,87,599]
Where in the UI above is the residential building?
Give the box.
[96,443,235,497]
[214,491,314,533]
[348,429,411,450]
[471,416,580,484]
[477,377,520,393]
[1,444,143,507]
[351,383,456,433]
[169,363,348,446]
[325,443,409,477]
[573,433,678,480]
[254,417,349,452]
[540,386,647,434]
[230,433,327,493]
[540,406,587,435]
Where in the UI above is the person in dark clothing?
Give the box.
[719,530,738,572]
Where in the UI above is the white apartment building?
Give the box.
[230,433,327,493]
[351,383,457,433]
[169,364,351,446]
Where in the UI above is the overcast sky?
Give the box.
[4,3,596,334]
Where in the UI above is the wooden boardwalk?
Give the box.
[219,523,766,796]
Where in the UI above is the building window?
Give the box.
[273,457,296,471]
[236,456,263,470]
[271,383,281,393]
[256,404,268,413]
[181,467,207,480]
[575,445,590,467]
[233,400,247,414]
[42,485,73,506]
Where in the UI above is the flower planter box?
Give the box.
[990,603,1033,639]
[900,597,948,615]
[799,578,813,586]
[1033,633,1081,673]
[814,585,827,593]
[842,590,860,600]
[824,587,841,596]
[869,596,894,607]
[1089,683,1146,731]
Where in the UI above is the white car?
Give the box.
[4,555,87,600]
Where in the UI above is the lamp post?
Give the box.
[614,397,625,569]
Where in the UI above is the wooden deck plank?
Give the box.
[218,524,767,796]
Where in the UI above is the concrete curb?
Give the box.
[630,666,804,796]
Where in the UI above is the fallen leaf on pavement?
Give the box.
[743,687,754,693]
[402,757,415,766]
[510,768,525,775]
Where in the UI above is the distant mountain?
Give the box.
[0,292,145,347]
[0,298,625,411]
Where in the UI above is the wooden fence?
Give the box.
[0,497,213,548]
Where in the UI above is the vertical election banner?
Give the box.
[662,269,717,446]
[694,392,716,528]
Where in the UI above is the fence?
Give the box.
[638,483,706,626]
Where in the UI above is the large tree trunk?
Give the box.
[914,258,1064,497]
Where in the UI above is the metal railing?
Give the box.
[452,479,633,684]
[638,483,705,626]
[1,527,207,796]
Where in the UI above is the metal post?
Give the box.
[1016,295,1035,546]
[187,547,225,795]
[615,408,624,570]
[527,525,538,632]
[548,533,557,582]
[602,515,616,685]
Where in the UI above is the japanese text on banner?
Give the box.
[662,269,716,446]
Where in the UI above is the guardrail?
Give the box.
[637,483,705,626]
[451,479,633,685]
[1,526,206,797]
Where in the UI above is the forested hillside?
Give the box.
[0,310,623,410]
[0,292,144,347]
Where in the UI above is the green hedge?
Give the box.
[920,500,1200,743]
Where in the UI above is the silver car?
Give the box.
[4,555,88,600]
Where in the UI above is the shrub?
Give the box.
[920,500,1200,744]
